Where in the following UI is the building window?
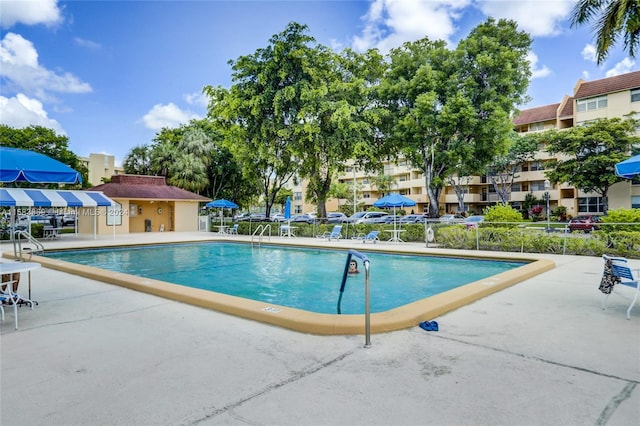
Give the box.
[578,197,604,213]
[530,180,548,191]
[529,161,545,171]
[529,122,545,131]
[576,95,607,112]
[511,183,521,192]
[294,192,302,201]
[631,88,640,103]
[632,196,640,209]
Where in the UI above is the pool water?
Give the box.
[45,243,525,314]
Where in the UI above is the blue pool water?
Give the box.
[45,243,525,314]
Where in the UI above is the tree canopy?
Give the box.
[543,117,640,213]
[570,0,640,64]
[377,18,532,217]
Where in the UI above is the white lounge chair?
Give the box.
[352,230,380,244]
[318,225,342,241]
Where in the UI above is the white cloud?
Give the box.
[142,103,201,131]
[527,51,551,79]
[581,44,597,62]
[0,93,65,134]
[605,57,636,77]
[0,0,62,28]
[476,0,574,37]
[184,92,208,108]
[74,37,102,50]
[353,0,471,52]
[0,32,92,101]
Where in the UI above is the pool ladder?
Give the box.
[251,224,271,246]
[12,230,45,261]
[338,249,372,348]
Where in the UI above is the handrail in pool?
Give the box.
[338,249,372,348]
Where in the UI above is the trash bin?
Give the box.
[145,219,152,232]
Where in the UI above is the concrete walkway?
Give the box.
[1,232,639,425]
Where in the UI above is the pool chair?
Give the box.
[317,225,342,241]
[602,257,640,319]
[1,275,35,330]
[228,224,239,235]
[353,230,380,244]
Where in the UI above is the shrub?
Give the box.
[484,204,523,225]
[600,208,640,232]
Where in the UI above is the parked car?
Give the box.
[233,212,250,222]
[400,214,425,224]
[346,212,367,223]
[62,213,76,226]
[567,215,601,232]
[292,214,317,224]
[270,213,286,222]
[252,213,270,222]
[327,212,348,224]
[359,212,389,224]
[463,215,485,229]
[378,214,401,224]
[439,214,465,224]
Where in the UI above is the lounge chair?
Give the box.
[353,230,380,244]
[602,256,639,319]
[317,225,342,241]
[228,224,239,235]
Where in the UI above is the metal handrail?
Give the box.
[338,249,372,348]
[12,230,45,261]
[251,224,271,246]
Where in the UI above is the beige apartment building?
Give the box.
[333,70,640,217]
[79,153,125,187]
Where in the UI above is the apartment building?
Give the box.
[79,153,124,187]
[335,70,640,216]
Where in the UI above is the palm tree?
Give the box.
[123,145,152,175]
[570,0,640,64]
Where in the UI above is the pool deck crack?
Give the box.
[435,333,639,384]
[185,349,356,426]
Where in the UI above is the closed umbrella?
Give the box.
[615,154,640,179]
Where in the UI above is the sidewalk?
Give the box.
[1,233,638,425]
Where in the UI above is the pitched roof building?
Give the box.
[89,175,209,233]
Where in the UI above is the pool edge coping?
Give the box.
[4,240,555,335]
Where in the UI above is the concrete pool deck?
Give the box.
[1,232,639,425]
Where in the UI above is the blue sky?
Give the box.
[1,0,638,165]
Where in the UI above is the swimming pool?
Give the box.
[33,240,555,334]
[44,242,525,314]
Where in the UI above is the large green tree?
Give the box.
[377,18,532,217]
[0,125,88,187]
[543,117,640,214]
[570,0,640,64]
[206,22,384,217]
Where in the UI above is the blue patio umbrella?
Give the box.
[205,199,239,227]
[373,193,417,237]
[284,196,291,219]
[615,154,640,179]
[0,146,82,184]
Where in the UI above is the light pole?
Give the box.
[544,179,551,232]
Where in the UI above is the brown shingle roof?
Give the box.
[558,96,574,118]
[574,70,640,99]
[89,174,210,201]
[513,103,560,125]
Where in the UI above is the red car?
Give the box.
[567,215,601,232]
